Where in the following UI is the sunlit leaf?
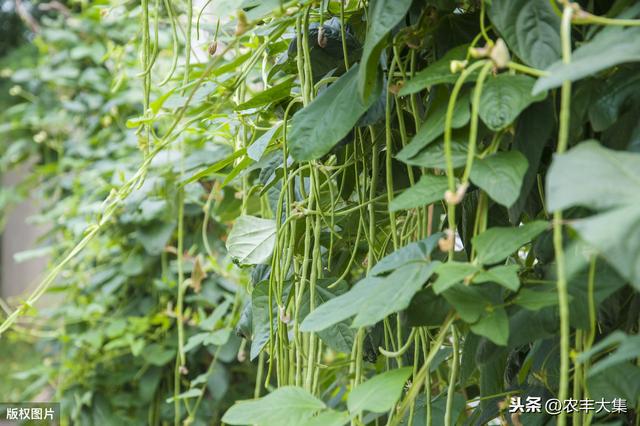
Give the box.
[226,215,277,265]
[347,367,413,415]
[222,386,326,426]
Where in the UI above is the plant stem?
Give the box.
[390,315,455,426]
[182,0,193,88]
[572,13,640,26]
[443,60,487,260]
[507,61,548,77]
[462,61,493,184]
[444,325,459,426]
[554,6,574,426]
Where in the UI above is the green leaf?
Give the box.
[588,67,640,132]
[300,411,349,426]
[577,331,640,376]
[478,350,507,412]
[546,141,640,211]
[243,0,289,21]
[166,388,202,403]
[473,220,548,265]
[301,262,438,331]
[135,222,175,255]
[141,344,176,366]
[399,137,469,169]
[204,0,243,19]
[250,281,272,360]
[184,329,231,353]
[351,262,439,328]
[508,308,558,348]
[247,123,281,161]
[546,141,640,288]
[396,90,471,161]
[534,24,640,94]
[566,251,627,330]
[300,280,355,354]
[587,362,640,404]
[347,367,413,415]
[302,235,442,331]
[222,156,252,188]
[432,262,481,294]
[470,151,528,208]
[299,276,378,333]
[514,289,560,311]
[180,148,245,186]
[222,386,326,426]
[390,174,449,212]
[126,114,155,128]
[398,45,472,96]
[234,76,295,111]
[406,288,451,327]
[575,207,640,291]
[509,99,555,222]
[473,264,520,292]
[358,0,413,100]
[470,308,509,346]
[226,215,276,265]
[442,285,490,323]
[409,393,466,426]
[370,233,442,275]
[488,0,561,69]
[479,74,546,131]
[289,64,381,161]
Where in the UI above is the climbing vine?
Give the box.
[1,0,639,424]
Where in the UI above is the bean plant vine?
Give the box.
[1,0,639,425]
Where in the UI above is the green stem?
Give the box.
[368,126,379,269]
[390,315,455,426]
[444,325,459,426]
[340,0,350,70]
[479,0,493,45]
[554,6,574,426]
[573,13,640,27]
[583,256,597,426]
[462,61,493,184]
[159,0,179,86]
[386,60,399,251]
[507,61,548,77]
[182,0,193,88]
[443,60,487,260]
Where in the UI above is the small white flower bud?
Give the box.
[450,60,468,74]
[438,229,455,252]
[489,39,510,69]
[279,306,290,324]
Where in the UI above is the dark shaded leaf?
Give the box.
[358,0,413,100]
[479,74,546,131]
[289,64,381,161]
[489,0,561,69]
[470,151,528,208]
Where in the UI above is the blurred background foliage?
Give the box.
[0,1,254,424]
[0,0,639,425]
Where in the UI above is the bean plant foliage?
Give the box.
[0,0,639,425]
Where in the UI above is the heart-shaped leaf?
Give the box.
[222,386,326,426]
[473,221,548,265]
[226,215,277,265]
[289,64,381,161]
[470,151,529,208]
[479,74,546,131]
[347,367,413,415]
